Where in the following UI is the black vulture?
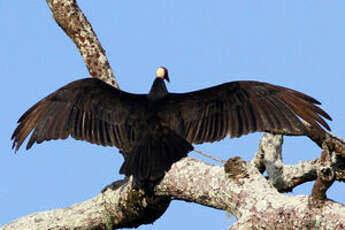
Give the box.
[12,67,332,181]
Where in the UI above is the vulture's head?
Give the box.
[156,67,170,82]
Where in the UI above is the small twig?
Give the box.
[194,149,226,164]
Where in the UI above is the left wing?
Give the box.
[161,81,331,144]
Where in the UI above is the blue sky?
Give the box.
[1,1,344,229]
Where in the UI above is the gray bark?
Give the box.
[3,0,345,229]
[3,136,345,229]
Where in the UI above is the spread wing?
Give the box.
[12,78,147,152]
[162,81,332,144]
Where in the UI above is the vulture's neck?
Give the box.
[148,78,168,100]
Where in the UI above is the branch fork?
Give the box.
[3,1,345,229]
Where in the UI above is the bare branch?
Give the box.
[252,133,345,192]
[309,144,335,209]
[252,133,317,192]
[3,156,345,229]
[302,120,345,150]
[6,1,344,229]
[1,178,170,230]
[46,0,118,88]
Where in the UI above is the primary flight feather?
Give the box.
[12,67,332,181]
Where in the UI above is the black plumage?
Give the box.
[12,67,332,181]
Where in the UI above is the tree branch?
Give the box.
[1,177,170,230]
[4,1,345,229]
[252,133,345,193]
[3,153,345,229]
[46,0,118,88]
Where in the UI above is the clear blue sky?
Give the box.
[1,1,344,229]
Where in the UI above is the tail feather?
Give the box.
[119,129,193,181]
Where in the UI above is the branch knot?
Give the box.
[225,157,249,180]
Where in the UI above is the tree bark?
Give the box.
[3,0,345,229]
[3,139,345,229]
[46,0,118,88]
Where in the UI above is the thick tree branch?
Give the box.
[46,0,118,88]
[5,1,344,229]
[3,154,345,229]
[252,133,317,192]
[159,157,345,229]
[1,178,170,230]
[252,133,345,192]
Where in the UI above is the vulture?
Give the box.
[12,67,332,181]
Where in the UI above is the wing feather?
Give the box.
[162,80,331,144]
[12,78,146,152]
